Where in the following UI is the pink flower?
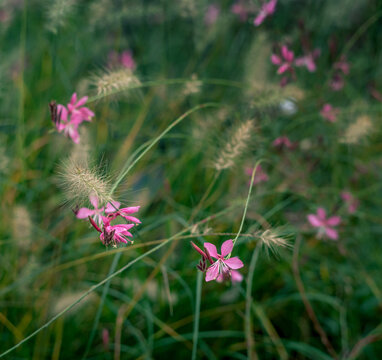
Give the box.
[89,216,135,246]
[334,56,350,75]
[76,194,106,225]
[295,49,321,72]
[330,56,350,91]
[120,51,136,70]
[205,4,220,25]
[307,207,341,240]
[108,50,136,70]
[271,45,294,75]
[56,93,94,144]
[272,136,295,150]
[231,1,249,21]
[320,103,340,123]
[105,202,141,224]
[254,0,277,26]
[341,191,359,214]
[246,165,269,185]
[330,73,345,91]
[204,240,244,282]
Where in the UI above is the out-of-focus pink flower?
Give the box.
[330,56,350,91]
[120,51,136,70]
[102,328,109,350]
[320,103,340,123]
[254,0,277,26]
[231,1,249,21]
[217,269,243,284]
[271,45,294,75]
[56,93,94,144]
[205,4,220,25]
[246,165,269,185]
[341,191,359,214]
[295,49,321,72]
[108,50,136,70]
[307,207,341,240]
[204,240,244,282]
[334,56,350,75]
[330,73,345,91]
[272,136,296,150]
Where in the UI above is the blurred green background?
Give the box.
[1,0,382,359]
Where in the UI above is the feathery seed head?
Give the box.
[259,228,292,257]
[214,119,254,171]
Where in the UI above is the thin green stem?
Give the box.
[246,242,261,360]
[230,160,263,255]
[110,103,219,195]
[81,252,122,359]
[191,271,203,360]
[189,171,220,223]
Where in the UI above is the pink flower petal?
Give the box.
[119,206,140,214]
[325,228,338,240]
[231,270,243,283]
[224,257,244,269]
[70,93,77,106]
[254,12,266,26]
[105,201,121,213]
[271,54,282,65]
[75,96,88,108]
[265,0,277,13]
[205,262,219,282]
[220,239,233,257]
[121,215,141,224]
[317,208,326,220]
[277,63,290,75]
[307,214,323,227]
[76,208,95,218]
[89,194,99,209]
[326,216,341,226]
[204,242,219,259]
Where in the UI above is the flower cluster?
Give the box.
[76,195,141,247]
[53,93,94,144]
[191,240,244,283]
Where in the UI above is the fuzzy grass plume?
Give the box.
[214,119,254,171]
[46,0,76,34]
[258,228,293,257]
[58,157,112,207]
[92,68,141,98]
[340,115,373,144]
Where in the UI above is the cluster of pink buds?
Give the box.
[191,240,243,283]
[76,195,141,247]
[50,93,94,144]
[330,55,350,91]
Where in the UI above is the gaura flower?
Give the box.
[231,1,250,22]
[204,240,244,282]
[272,136,295,150]
[330,56,350,91]
[89,216,135,246]
[307,207,341,240]
[76,194,106,225]
[271,45,294,75]
[334,56,350,75]
[56,93,94,143]
[246,165,269,185]
[320,103,340,123]
[205,4,220,25]
[254,0,277,26]
[341,191,359,214]
[105,202,141,224]
[295,49,321,72]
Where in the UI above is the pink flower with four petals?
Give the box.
[307,208,341,240]
[204,240,244,282]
